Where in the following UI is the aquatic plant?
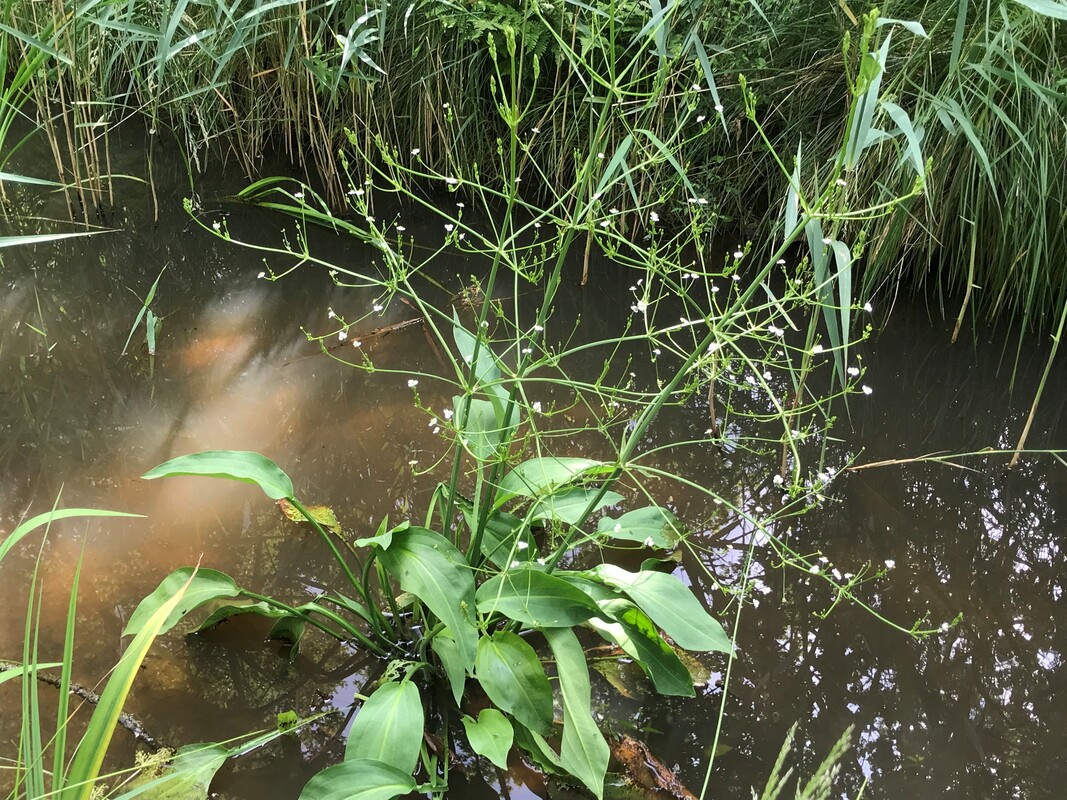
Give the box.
[0,507,319,799]
[123,9,926,799]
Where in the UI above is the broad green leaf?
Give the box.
[346,681,424,774]
[496,457,610,507]
[142,450,295,500]
[278,499,342,533]
[124,568,239,637]
[299,759,416,800]
[453,395,501,461]
[375,527,478,669]
[543,628,608,800]
[463,708,513,770]
[476,566,599,627]
[267,615,306,652]
[117,743,228,800]
[475,632,553,735]
[431,633,467,705]
[587,601,694,697]
[596,506,685,548]
[1,508,142,564]
[60,571,196,800]
[529,488,624,527]
[587,564,731,653]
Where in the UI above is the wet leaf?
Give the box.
[597,506,685,549]
[278,499,343,533]
[462,708,513,770]
[118,744,228,800]
[298,758,415,800]
[544,627,609,800]
[587,601,694,697]
[496,457,611,507]
[529,487,625,527]
[142,450,295,501]
[476,631,553,735]
[477,566,600,627]
[124,568,239,637]
[587,565,731,653]
[375,527,478,670]
[346,681,424,775]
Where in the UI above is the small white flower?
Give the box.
[835,178,847,187]
[407,379,419,388]
[812,344,824,354]
[809,564,821,574]
[714,103,724,113]
[347,188,358,196]
[773,474,785,486]
[257,271,266,279]
[397,225,406,232]
[884,559,896,569]
[445,177,458,185]
[352,340,362,348]
[733,249,744,259]
[768,324,784,337]
[510,561,522,569]
[863,301,873,313]
[531,401,542,413]
[613,523,622,533]
[609,207,620,215]
[373,304,384,312]
[327,309,336,319]
[516,540,530,551]
[338,330,348,341]
[731,274,740,281]
[365,216,376,223]
[643,536,656,548]
[521,347,532,354]
[531,126,541,134]
[599,220,610,228]
[533,324,544,332]
[696,115,706,123]
[293,191,304,200]
[212,220,221,231]
[635,298,648,313]
[411,148,421,156]
[597,152,605,159]
[940,622,951,633]
[847,366,860,377]
[456,202,465,209]
[649,211,660,223]
[443,408,454,420]
[862,385,873,395]
[691,83,702,91]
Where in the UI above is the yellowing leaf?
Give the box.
[278,499,342,533]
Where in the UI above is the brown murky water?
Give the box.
[1,135,1065,799]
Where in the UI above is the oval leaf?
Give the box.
[587,601,694,697]
[462,708,514,770]
[597,506,685,548]
[299,759,415,800]
[475,632,553,735]
[142,450,295,500]
[588,564,730,653]
[124,568,239,637]
[476,566,600,627]
[529,488,624,527]
[496,457,610,507]
[375,527,478,670]
[346,681,424,774]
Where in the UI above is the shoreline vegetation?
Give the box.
[0,0,1062,329]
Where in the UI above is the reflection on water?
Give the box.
[2,144,1067,799]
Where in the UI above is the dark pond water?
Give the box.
[1,133,1065,799]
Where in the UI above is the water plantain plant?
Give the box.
[129,8,925,799]
[130,447,731,799]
